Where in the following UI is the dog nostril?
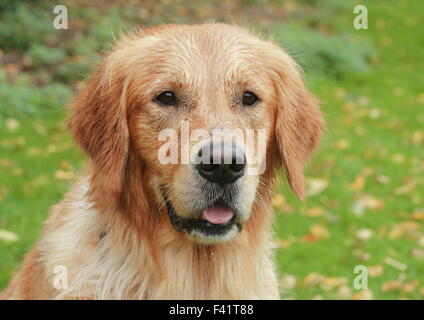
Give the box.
[229,162,244,173]
[196,141,246,185]
[201,163,218,172]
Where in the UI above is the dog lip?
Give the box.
[161,188,241,235]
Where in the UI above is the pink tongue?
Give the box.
[202,207,234,225]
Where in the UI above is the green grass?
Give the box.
[0,0,423,299]
[273,0,424,299]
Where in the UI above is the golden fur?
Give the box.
[1,23,323,300]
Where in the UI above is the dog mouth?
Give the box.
[162,191,242,238]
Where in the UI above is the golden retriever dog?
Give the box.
[1,23,323,300]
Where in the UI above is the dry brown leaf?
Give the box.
[412,131,424,144]
[309,224,331,240]
[350,175,366,191]
[335,139,350,150]
[274,239,291,249]
[27,147,41,156]
[320,277,348,291]
[0,159,13,167]
[392,153,406,164]
[11,168,23,176]
[54,170,76,181]
[412,211,424,220]
[306,207,325,218]
[368,265,384,277]
[353,194,385,215]
[352,289,374,300]
[381,280,403,292]
[303,272,326,287]
[60,160,71,170]
[412,248,424,261]
[403,280,419,293]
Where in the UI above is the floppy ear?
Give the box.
[271,48,324,200]
[67,62,130,204]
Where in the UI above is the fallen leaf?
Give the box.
[274,239,291,249]
[350,175,366,191]
[353,194,385,216]
[375,174,390,184]
[271,194,293,213]
[412,248,424,261]
[384,256,407,271]
[336,285,352,299]
[0,159,13,167]
[0,229,19,243]
[335,139,350,150]
[392,153,405,164]
[402,280,419,293]
[60,160,71,170]
[27,147,41,156]
[357,96,370,106]
[34,123,47,136]
[381,280,402,292]
[280,274,297,290]
[5,118,20,131]
[303,272,326,287]
[356,228,374,241]
[368,265,384,277]
[320,277,347,291]
[54,170,76,181]
[306,177,329,196]
[394,181,415,195]
[11,168,23,176]
[370,108,381,119]
[305,207,325,217]
[352,289,374,300]
[412,211,424,220]
[303,234,318,243]
[417,93,424,104]
[412,131,424,145]
[309,224,330,240]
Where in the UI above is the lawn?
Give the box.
[0,0,423,299]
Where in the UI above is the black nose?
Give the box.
[196,141,246,184]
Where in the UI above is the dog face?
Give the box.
[68,24,323,244]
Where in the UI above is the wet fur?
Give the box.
[1,23,323,300]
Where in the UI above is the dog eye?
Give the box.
[155,91,177,106]
[242,91,259,106]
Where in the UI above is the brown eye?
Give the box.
[155,91,177,106]
[242,91,259,106]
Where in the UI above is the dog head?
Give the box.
[68,24,323,244]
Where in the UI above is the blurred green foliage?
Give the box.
[274,25,374,78]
